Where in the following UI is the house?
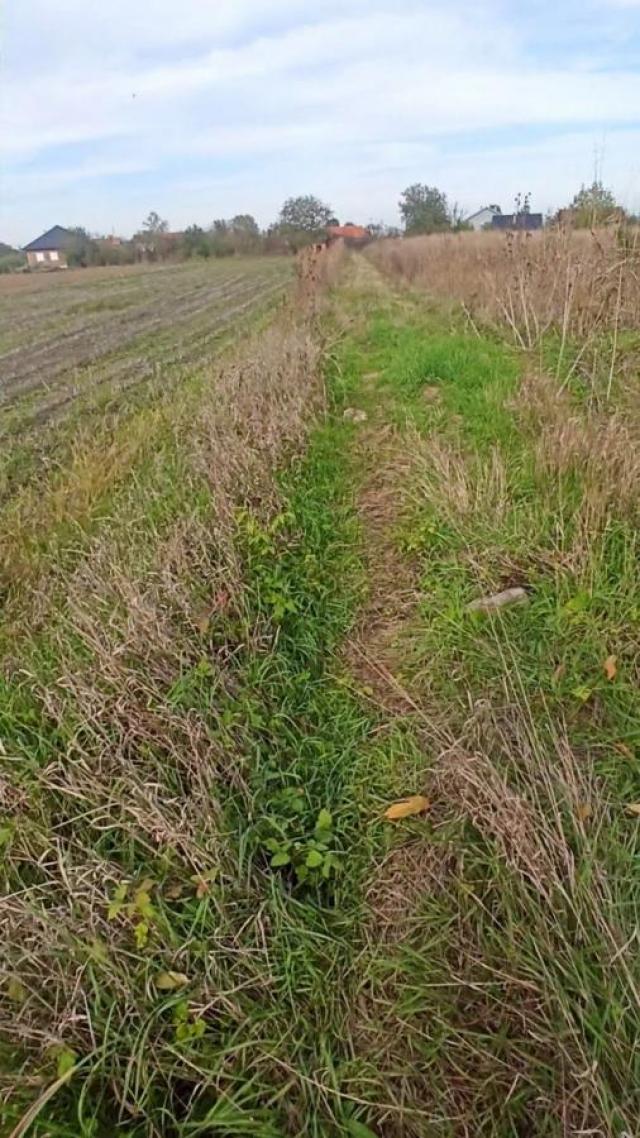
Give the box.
[465,205,502,231]
[23,225,77,268]
[492,212,543,231]
[326,224,370,248]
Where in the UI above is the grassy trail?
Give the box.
[2,256,639,1137]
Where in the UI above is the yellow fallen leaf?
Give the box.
[155,971,190,990]
[626,803,640,817]
[384,795,431,821]
[577,802,592,822]
[603,654,617,680]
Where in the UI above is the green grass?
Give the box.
[2,261,639,1137]
[328,270,640,1135]
[0,302,419,1136]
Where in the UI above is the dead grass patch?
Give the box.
[0,311,325,1124]
[345,419,419,713]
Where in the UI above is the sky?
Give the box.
[2,0,640,245]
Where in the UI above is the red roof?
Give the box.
[327,225,369,239]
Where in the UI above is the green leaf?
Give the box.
[305,849,324,868]
[270,851,291,867]
[7,977,27,1004]
[56,1048,77,1079]
[107,881,129,920]
[571,684,592,704]
[315,808,333,832]
[346,1120,378,1138]
[0,824,14,850]
[134,921,149,949]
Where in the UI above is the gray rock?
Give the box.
[467,587,528,614]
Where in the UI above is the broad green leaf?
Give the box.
[270,851,291,867]
[56,1049,77,1079]
[315,808,333,832]
[306,849,324,868]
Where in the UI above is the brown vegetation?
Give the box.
[368,226,640,387]
[0,309,325,1125]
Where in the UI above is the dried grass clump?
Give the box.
[358,696,638,1136]
[368,227,640,376]
[0,313,325,1121]
[413,432,510,531]
[516,370,640,536]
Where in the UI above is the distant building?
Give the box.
[23,225,76,268]
[326,224,370,248]
[465,205,502,231]
[492,212,543,231]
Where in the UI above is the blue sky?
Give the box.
[2,0,640,245]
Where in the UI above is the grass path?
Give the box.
[2,256,639,1137]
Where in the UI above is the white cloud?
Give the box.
[1,0,639,243]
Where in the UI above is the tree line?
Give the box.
[5,180,634,274]
[56,197,346,268]
[396,180,634,235]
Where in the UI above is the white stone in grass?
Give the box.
[343,407,368,422]
[467,587,528,614]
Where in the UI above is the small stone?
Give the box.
[467,587,528,614]
[343,407,368,422]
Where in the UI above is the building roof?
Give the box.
[327,224,369,239]
[465,206,502,223]
[23,225,76,252]
[492,212,543,230]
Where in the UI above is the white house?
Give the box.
[465,206,502,231]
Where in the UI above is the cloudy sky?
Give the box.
[2,0,640,244]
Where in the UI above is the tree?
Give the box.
[209,219,233,257]
[278,195,333,243]
[567,181,622,228]
[182,225,210,259]
[229,214,261,253]
[67,226,100,267]
[399,184,450,235]
[142,211,169,234]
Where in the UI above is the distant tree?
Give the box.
[450,202,472,232]
[0,249,26,273]
[279,195,333,232]
[567,181,622,228]
[67,227,101,267]
[142,211,169,234]
[399,184,450,235]
[229,214,261,253]
[182,225,210,259]
[277,195,333,248]
[209,219,233,257]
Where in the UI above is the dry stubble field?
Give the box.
[0,257,292,612]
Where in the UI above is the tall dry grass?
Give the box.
[368,226,640,390]
[0,252,341,1133]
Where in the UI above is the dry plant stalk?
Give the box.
[0,305,327,1110]
[368,226,640,388]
